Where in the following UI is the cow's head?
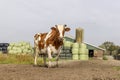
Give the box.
[51,24,70,41]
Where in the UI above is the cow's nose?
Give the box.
[58,37,63,41]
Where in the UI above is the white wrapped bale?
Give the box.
[23,49,32,54]
[7,46,12,50]
[9,50,17,54]
[25,44,31,49]
[72,48,79,54]
[63,41,73,50]
[8,41,34,55]
[72,43,80,54]
[79,55,89,60]
[9,43,15,47]
[80,43,87,48]
[72,55,79,60]
[72,43,79,48]
[79,48,88,55]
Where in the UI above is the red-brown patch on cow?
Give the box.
[46,28,63,49]
[38,33,47,49]
[34,34,40,40]
[65,27,70,32]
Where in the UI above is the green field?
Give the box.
[0,54,41,64]
[0,53,57,65]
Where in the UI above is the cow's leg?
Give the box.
[47,47,53,68]
[43,54,47,67]
[34,47,39,65]
[55,47,62,67]
[55,52,61,67]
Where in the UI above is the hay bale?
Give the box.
[9,43,15,47]
[23,49,31,54]
[80,43,87,48]
[72,48,79,54]
[72,43,79,48]
[79,55,89,60]
[9,50,17,54]
[72,54,79,60]
[79,48,88,55]
[8,41,33,55]
[7,46,12,50]
[64,41,72,47]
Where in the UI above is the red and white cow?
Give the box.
[34,24,70,67]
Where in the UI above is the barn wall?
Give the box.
[86,44,104,58]
[94,50,104,57]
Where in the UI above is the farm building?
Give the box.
[60,28,105,60]
[61,35,105,60]
[85,42,105,58]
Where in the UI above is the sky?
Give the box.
[0,0,120,46]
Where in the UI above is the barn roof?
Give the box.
[84,42,105,51]
[64,35,105,51]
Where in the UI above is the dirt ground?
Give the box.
[0,60,120,80]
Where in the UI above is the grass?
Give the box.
[0,54,42,64]
[113,66,120,71]
[0,54,56,65]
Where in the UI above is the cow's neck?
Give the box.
[53,38,63,49]
[46,30,63,49]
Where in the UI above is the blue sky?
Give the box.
[0,0,120,46]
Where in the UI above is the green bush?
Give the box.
[103,56,108,60]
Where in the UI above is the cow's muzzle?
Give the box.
[58,37,63,41]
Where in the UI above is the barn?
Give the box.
[60,28,105,60]
[85,42,105,59]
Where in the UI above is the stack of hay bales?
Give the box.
[63,39,73,49]
[72,43,79,60]
[8,41,34,55]
[72,43,89,60]
[60,39,73,59]
[79,43,89,60]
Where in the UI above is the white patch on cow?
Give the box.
[49,44,58,54]
[38,36,41,41]
[35,38,39,45]
[57,25,64,38]
[35,39,38,45]
[41,48,47,53]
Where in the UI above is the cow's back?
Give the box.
[34,33,47,49]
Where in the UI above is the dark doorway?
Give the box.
[89,50,94,57]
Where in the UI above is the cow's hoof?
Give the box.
[47,64,58,68]
[33,64,38,67]
[56,64,59,68]
[43,64,48,68]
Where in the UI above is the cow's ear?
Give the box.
[51,27,56,30]
[65,27,70,32]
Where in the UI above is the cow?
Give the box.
[34,24,70,67]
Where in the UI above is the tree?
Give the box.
[99,41,116,55]
[115,45,120,55]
